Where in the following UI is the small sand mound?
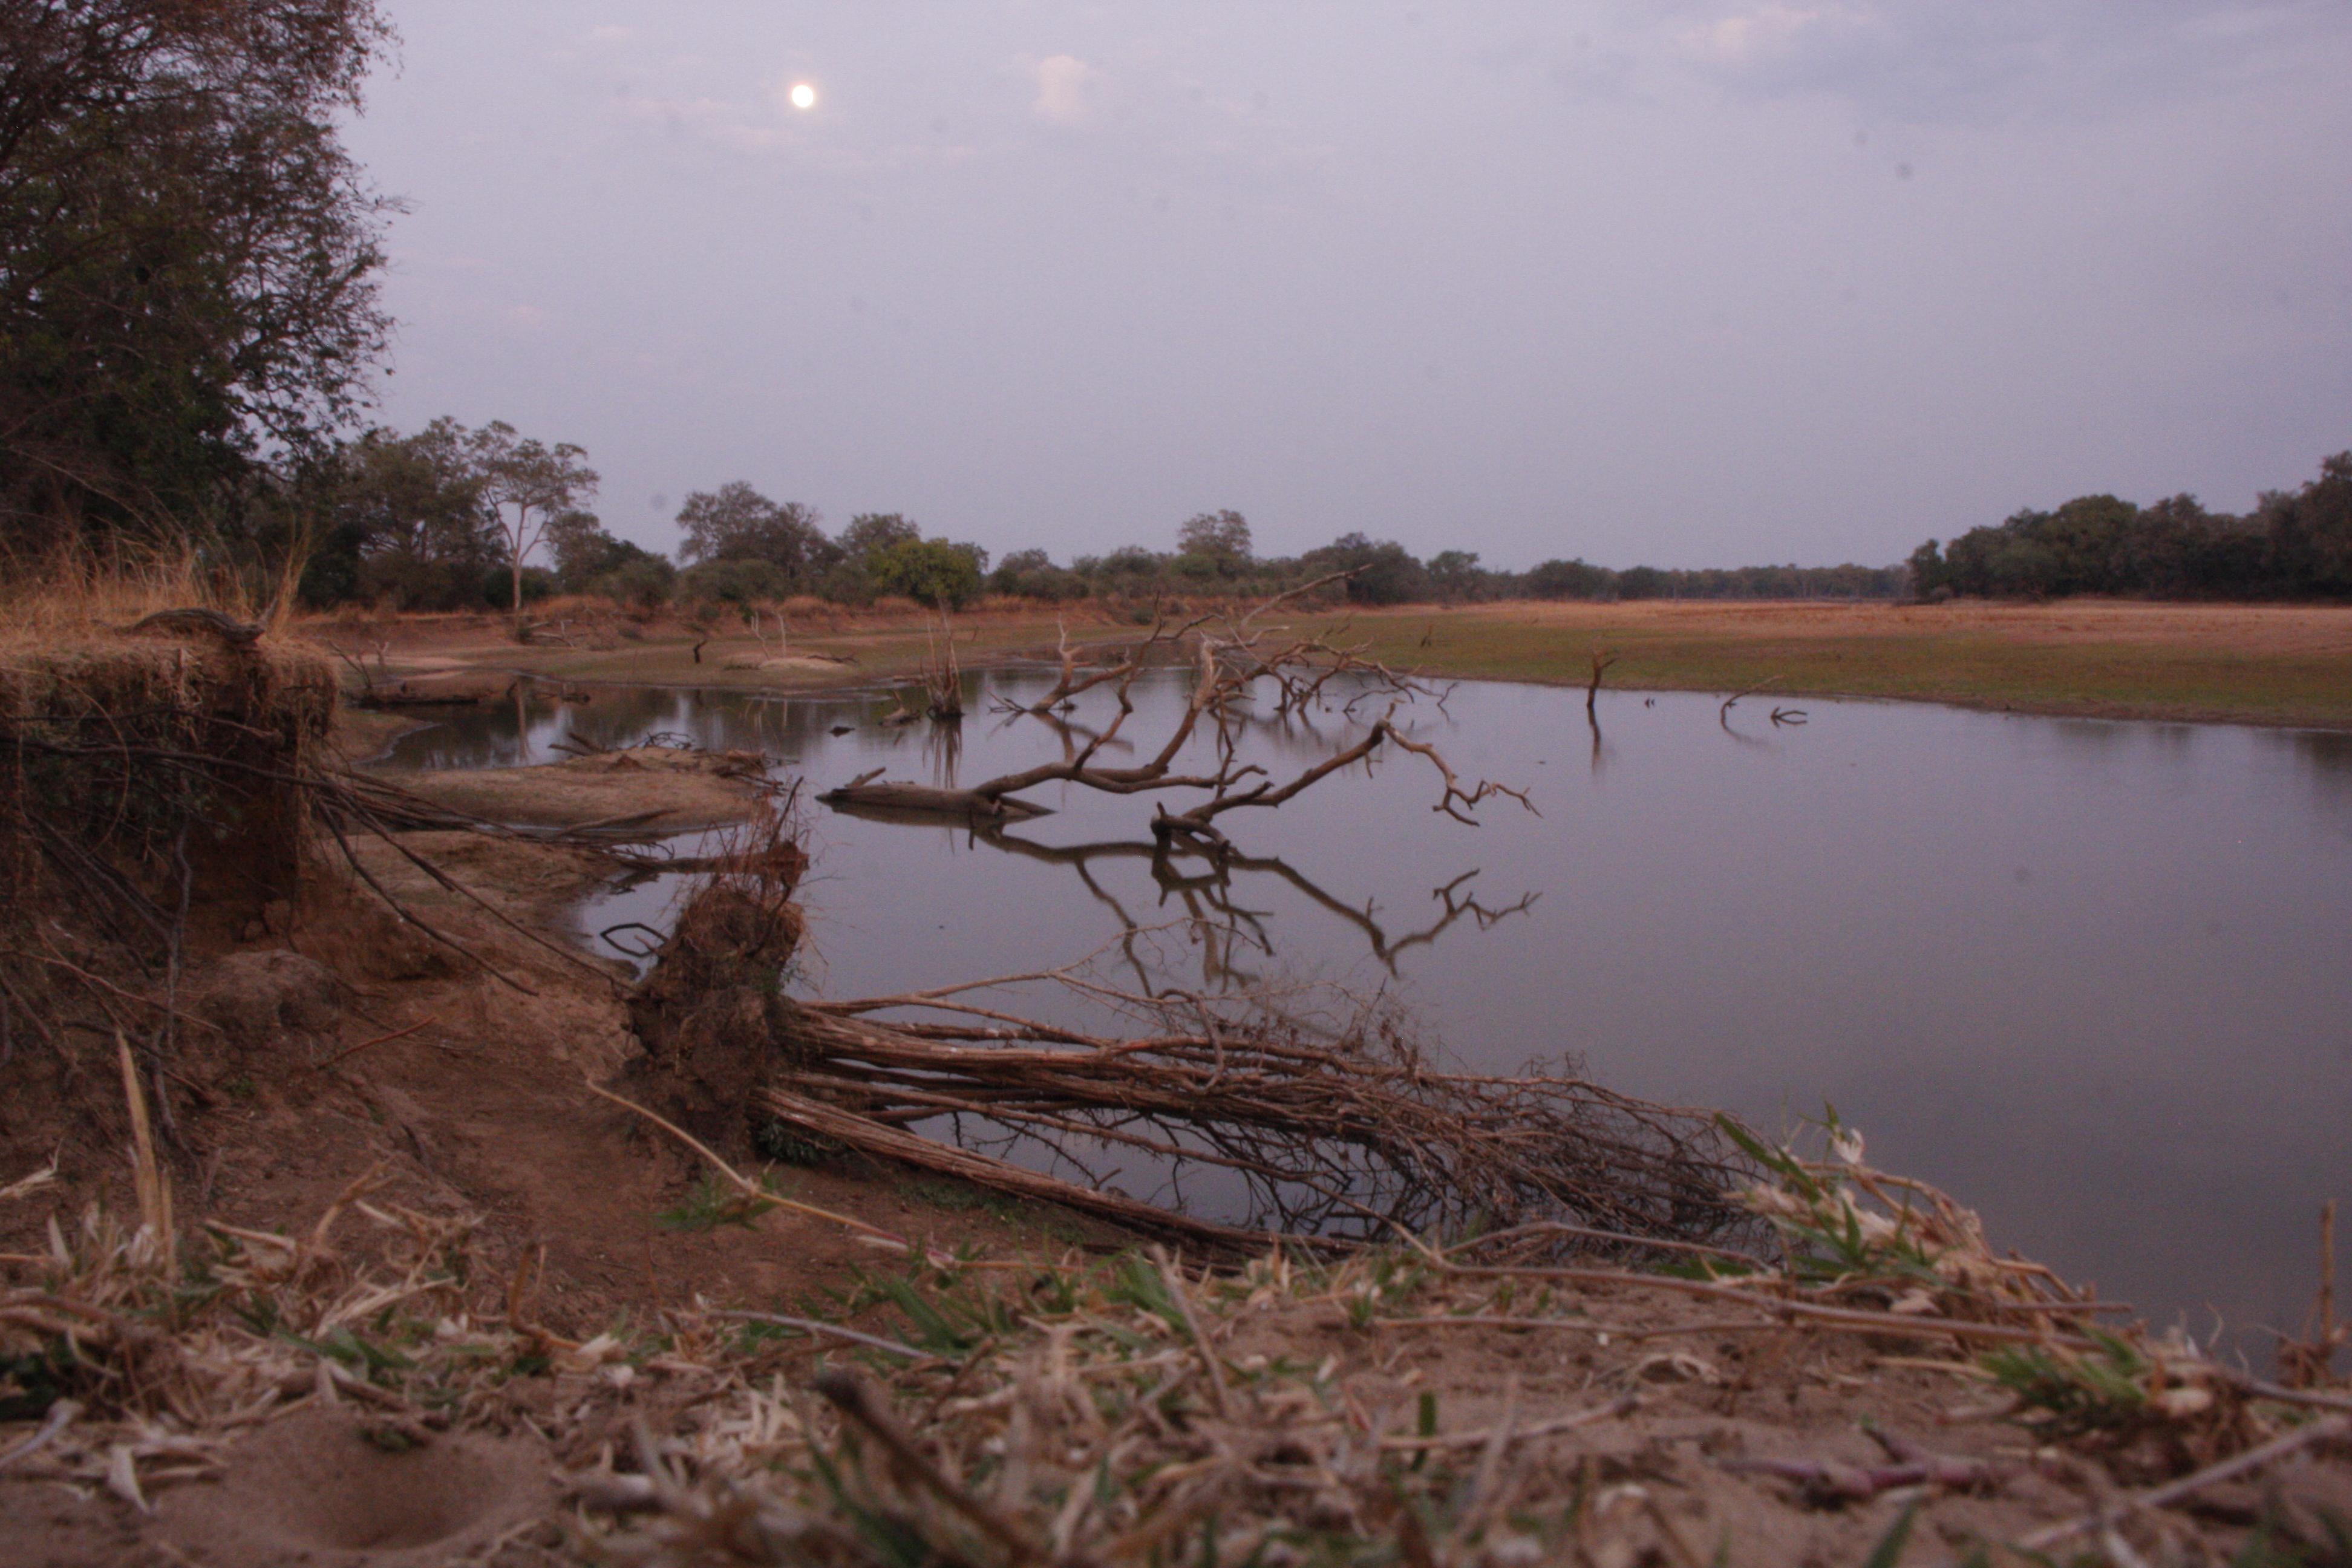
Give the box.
[156,1408,551,1565]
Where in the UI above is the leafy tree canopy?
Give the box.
[0,0,399,549]
[1177,508,1252,561]
[870,537,986,609]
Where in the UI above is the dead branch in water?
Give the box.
[919,616,963,720]
[1719,678,1781,725]
[993,618,1144,716]
[823,575,1532,848]
[1586,646,1618,716]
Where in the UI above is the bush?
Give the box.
[589,555,677,610]
[868,538,985,610]
[483,566,557,608]
[1524,558,1616,600]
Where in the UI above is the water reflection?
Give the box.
[967,826,1538,992]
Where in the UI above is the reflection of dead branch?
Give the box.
[974,828,1538,984]
[1770,706,1808,727]
[762,970,1746,1256]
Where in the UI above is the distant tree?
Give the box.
[483,564,557,609]
[469,422,597,618]
[547,510,665,593]
[2261,451,2352,597]
[1304,532,1428,605]
[870,537,985,609]
[837,512,923,566]
[1523,558,1615,601]
[0,0,397,549]
[301,419,493,609]
[675,482,833,586]
[1906,540,1948,601]
[1908,450,2352,604]
[589,554,676,610]
[1427,549,1479,587]
[1177,509,1252,563]
[1616,566,1668,600]
[991,547,1086,601]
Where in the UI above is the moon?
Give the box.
[788,82,817,111]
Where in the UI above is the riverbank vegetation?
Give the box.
[1910,451,2352,603]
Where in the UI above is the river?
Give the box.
[382,666,2352,1352]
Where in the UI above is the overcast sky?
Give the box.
[343,2,2352,570]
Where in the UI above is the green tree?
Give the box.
[1906,540,1947,601]
[676,557,790,610]
[836,511,922,568]
[0,0,397,548]
[2262,452,2352,596]
[546,509,665,593]
[1177,508,1252,564]
[869,538,984,609]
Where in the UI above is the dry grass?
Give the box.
[0,540,304,653]
[1313,599,2352,729]
[7,1106,2345,1566]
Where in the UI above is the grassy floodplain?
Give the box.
[370,597,2352,731]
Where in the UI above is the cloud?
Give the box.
[1678,4,1849,65]
[1665,1,2340,122]
[584,24,633,45]
[1032,54,1100,126]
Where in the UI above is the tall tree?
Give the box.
[468,421,596,617]
[0,0,397,548]
[307,417,491,607]
[1177,508,1253,563]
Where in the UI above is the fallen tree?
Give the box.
[623,861,1748,1260]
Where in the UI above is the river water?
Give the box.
[382,667,2352,1350]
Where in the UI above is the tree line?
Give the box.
[0,4,1904,615]
[1907,452,2352,602]
[267,419,1910,613]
